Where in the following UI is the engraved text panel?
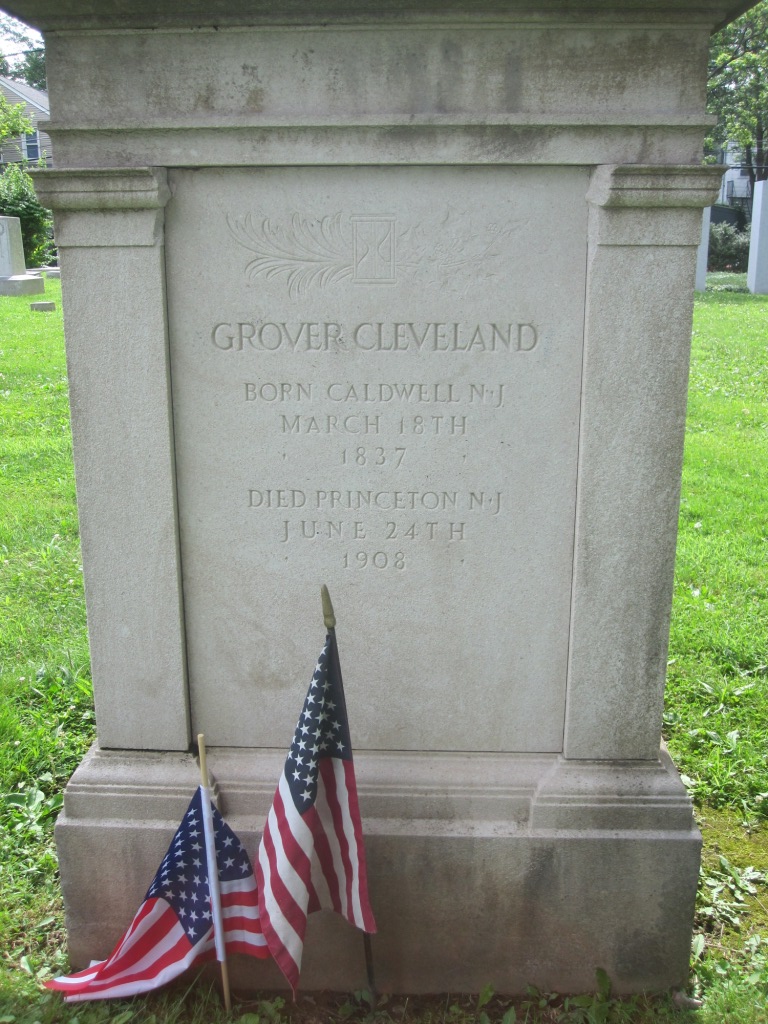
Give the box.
[165,166,588,751]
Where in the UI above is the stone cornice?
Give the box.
[0,0,759,32]
[43,114,716,133]
[30,167,170,213]
[587,164,725,209]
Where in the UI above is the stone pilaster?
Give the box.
[33,168,190,751]
[563,164,724,760]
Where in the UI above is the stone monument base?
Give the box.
[0,274,45,296]
[57,745,699,994]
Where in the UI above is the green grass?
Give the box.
[661,287,768,1021]
[0,282,94,1015]
[0,280,93,795]
[705,272,749,293]
[1,278,767,1023]
[665,293,768,820]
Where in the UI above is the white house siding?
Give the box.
[0,76,53,166]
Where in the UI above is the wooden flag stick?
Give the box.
[363,933,377,1002]
[198,734,232,1013]
[321,583,336,630]
[320,586,377,1001]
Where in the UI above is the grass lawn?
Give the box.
[0,278,767,1023]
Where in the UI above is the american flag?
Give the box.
[258,631,376,991]
[47,787,268,1001]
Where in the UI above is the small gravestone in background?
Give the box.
[696,207,711,291]
[0,216,45,296]
[748,180,768,294]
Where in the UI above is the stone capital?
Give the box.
[32,167,170,247]
[587,164,725,247]
[32,167,170,212]
[587,164,725,210]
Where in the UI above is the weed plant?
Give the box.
[0,281,767,1023]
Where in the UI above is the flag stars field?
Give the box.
[47,787,268,1001]
[285,647,354,806]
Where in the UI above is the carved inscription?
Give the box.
[246,484,502,570]
[227,211,515,298]
[193,197,552,573]
[222,211,536,567]
[213,320,538,353]
[166,165,589,750]
[239,362,518,568]
[163,163,593,753]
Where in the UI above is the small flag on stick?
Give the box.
[197,732,233,1011]
[47,777,268,1002]
[257,587,376,991]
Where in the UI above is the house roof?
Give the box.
[0,76,48,115]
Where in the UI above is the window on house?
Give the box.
[23,130,40,162]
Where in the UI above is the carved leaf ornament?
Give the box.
[227,210,514,297]
[227,212,354,298]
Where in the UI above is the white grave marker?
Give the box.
[748,180,768,294]
[0,216,45,296]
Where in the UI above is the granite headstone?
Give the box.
[3,0,748,995]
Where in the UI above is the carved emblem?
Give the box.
[352,216,396,283]
[227,209,513,297]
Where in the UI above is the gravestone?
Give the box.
[0,215,45,295]
[748,180,768,294]
[7,0,747,995]
[696,207,712,291]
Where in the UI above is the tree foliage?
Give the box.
[0,13,46,91]
[0,162,55,267]
[708,1,768,185]
[12,47,46,91]
[0,93,32,147]
[22,48,45,91]
[707,221,751,271]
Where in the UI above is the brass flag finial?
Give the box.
[321,584,336,630]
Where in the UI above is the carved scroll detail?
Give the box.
[228,210,514,297]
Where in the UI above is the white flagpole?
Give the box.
[198,733,232,1012]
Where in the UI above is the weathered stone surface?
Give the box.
[58,744,700,994]
[167,164,586,753]
[0,276,45,296]
[30,301,56,311]
[16,0,737,994]
[0,0,756,31]
[34,170,189,752]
